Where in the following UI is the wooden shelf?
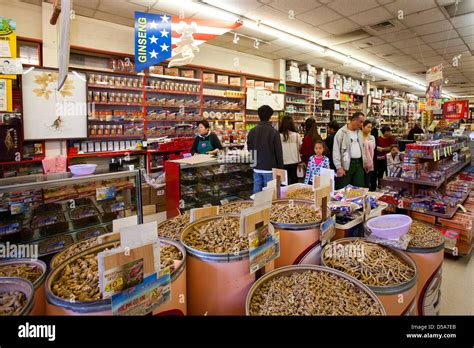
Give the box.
[146,89,201,95]
[203,94,245,99]
[68,150,146,158]
[94,102,142,106]
[87,135,143,139]
[148,73,201,82]
[88,84,142,91]
[203,82,243,88]
[146,104,200,108]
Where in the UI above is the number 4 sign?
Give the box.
[323,89,340,100]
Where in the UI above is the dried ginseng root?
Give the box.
[322,240,415,287]
[286,188,314,200]
[183,217,248,253]
[0,291,27,316]
[407,221,444,248]
[271,202,321,224]
[219,201,253,214]
[158,213,190,241]
[0,264,43,283]
[249,270,384,316]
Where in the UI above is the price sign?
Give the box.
[321,217,336,247]
[190,206,218,223]
[272,168,288,186]
[322,89,340,100]
[248,224,280,274]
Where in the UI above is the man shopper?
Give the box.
[333,112,367,189]
[407,121,424,140]
[247,105,284,193]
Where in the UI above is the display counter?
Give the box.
[0,170,142,258]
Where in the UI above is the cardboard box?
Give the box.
[180,70,195,79]
[165,67,179,76]
[203,73,215,83]
[229,77,241,86]
[141,184,151,206]
[255,81,265,88]
[264,82,274,91]
[150,65,163,74]
[410,211,436,225]
[217,75,229,85]
[143,204,157,216]
[246,79,255,88]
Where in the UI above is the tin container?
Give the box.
[246,265,386,316]
[45,239,186,315]
[321,238,418,316]
[270,199,321,268]
[0,259,47,315]
[0,277,35,316]
[181,215,274,315]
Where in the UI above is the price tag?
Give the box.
[322,89,340,100]
[111,272,171,316]
[102,258,144,298]
[321,217,336,247]
[96,186,116,201]
[240,205,270,238]
[248,224,280,274]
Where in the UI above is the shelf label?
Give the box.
[323,89,339,100]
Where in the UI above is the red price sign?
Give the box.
[323,89,340,100]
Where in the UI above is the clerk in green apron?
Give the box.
[191,120,223,155]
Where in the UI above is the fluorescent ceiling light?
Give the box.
[160,0,239,22]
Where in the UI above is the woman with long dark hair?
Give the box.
[279,115,301,185]
[300,118,322,165]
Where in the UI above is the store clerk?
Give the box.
[191,120,223,155]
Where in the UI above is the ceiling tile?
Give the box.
[277,19,332,41]
[401,8,445,27]
[74,0,100,9]
[421,31,460,43]
[376,29,415,42]
[296,5,342,25]
[429,38,464,49]
[98,0,146,18]
[453,13,474,29]
[464,35,474,44]
[457,25,474,38]
[203,0,264,13]
[396,57,425,66]
[269,0,322,15]
[73,5,96,17]
[350,6,393,27]
[19,0,42,5]
[391,38,420,49]
[319,18,361,35]
[327,0,379,16]
[350,36,386,49]
[377,0,396,5]
[287,53,318,61]
[257,41,287,53]
[437,45,469,55]
[384,0,436,16]
[246,5,292,24]
[273,47,307,58]
[364,43,397,54]
[412,20,453,36]
[94,11,135,27]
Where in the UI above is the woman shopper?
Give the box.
[191,119,223,155]
[301,121,323,165]
[376,126,397,184]
[361,119,376,190]
[279,116,302,185]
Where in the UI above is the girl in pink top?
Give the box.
[362,120,376,189]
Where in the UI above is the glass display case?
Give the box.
[165,159,254,214]
[0,170,142,257]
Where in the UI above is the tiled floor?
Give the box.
[440,252,474,315]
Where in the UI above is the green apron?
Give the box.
[197,138,213,154]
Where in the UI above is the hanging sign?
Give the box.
[425,64,443,109]
[57,0,71,90]
[322,89,339,100]
[134,12,241,72]
[443,100,468,120]
[0,17,17,80]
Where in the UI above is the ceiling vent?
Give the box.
[369,21,396,32]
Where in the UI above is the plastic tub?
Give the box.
[321,238,418,316]
[0,277,35,316]
[69,164,97,176]
[46,239,186,316]
[246,265,386,316]
[181,215,274,315]
[270,199,321,268]
[366,214,412,239]
[0,259,47,315]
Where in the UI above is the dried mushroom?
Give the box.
[286,188,314,200]
[158,213,190,240]
[0,264,43,283]
[0,291,27,316]
[160,245,183,272]
[271,202,321,224]
[407,221,444,248]
[183,217,248,253]
[249,270,384,316]
[322,240,415,287]
[219,201,253,214]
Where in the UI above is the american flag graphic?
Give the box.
[135,12,241,71]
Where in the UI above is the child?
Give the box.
[386,144,402,177]
[304,140,330,185]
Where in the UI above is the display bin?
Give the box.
[0,277,35,316]
[0,170,143,257]
[45,238,186,316]
[321,238,418,316]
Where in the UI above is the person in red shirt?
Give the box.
[376,126,397,185]
[300,119,323,165]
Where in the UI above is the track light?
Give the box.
[254,39,260,49]
[233,33,239,44]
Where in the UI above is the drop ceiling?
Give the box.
[32,0,474,96]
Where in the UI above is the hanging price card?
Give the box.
[322,89,340,100]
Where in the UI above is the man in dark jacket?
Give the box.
[407,121,424,140]
[247,105,284,193]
